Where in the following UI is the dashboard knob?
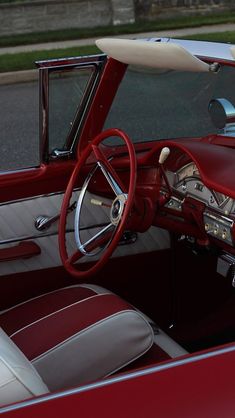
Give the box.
[222,231,227,240]
[205,223,210,231]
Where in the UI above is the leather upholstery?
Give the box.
[0,284,187,407]
[1,285,154,393]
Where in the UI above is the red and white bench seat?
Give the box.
[0,284,187,406]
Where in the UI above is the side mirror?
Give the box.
[208,98,235,134]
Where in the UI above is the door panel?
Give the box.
[0,190,170,276]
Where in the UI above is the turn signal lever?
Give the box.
[158,147,172,206]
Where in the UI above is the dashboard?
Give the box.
[156,151,235,248]
[94,138,235,250]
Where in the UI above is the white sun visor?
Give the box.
[96,38,210,72]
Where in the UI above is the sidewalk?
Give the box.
[0,22,235,56]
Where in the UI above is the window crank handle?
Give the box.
[35,201,77,231]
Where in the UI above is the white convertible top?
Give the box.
[96,38,210,72]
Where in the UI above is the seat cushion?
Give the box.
[0,285,154,391]
[0,328,48,407]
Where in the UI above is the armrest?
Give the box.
[0,241,41,262]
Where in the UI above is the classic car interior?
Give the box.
[2,37,235,411]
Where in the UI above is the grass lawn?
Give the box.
[1,11,235,48]
[0,45,100,73]
[180,31,235,43]
[1,30,235,73]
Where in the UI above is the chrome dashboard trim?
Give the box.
[164,195,183,211]
[203,209,234,245]
[203,210,234,227]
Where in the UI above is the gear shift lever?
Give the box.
[159,147,170,165]
[158,147,172,206]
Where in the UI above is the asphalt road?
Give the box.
[0,70,92,172]
[1,63,235,173]
[0,80,39,171]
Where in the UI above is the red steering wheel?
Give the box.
[59,128,137,278]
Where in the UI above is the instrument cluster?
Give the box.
[169,162,233,213]
[163,161,235,246]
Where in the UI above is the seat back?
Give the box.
[0,328,48,407]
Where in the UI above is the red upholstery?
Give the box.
[0,283,187,400]
[1,287,131,361]
[0,285,154,391]
[1,286,96,336]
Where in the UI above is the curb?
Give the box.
[0,69,38,85]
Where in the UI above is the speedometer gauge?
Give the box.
[176,162,200,182]
[163,159,234,218]
[173,162,232,212]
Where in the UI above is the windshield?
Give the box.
[103,64,235,145]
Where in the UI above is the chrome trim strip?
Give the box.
[69,66,102,152]
[39,67,49,162]
[0,167,39,176]
[204,210,234,226]
[49,64,98,156]
[1,344,235,414]
[0,188,80,207]
[0,230,71,245]
[36,54,105,70]
[0,223,109,246]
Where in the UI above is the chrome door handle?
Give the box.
[35,201,76,231]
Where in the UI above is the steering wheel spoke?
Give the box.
[66,224,115,270]
[92,144,126,195]
[78,223,115,256]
